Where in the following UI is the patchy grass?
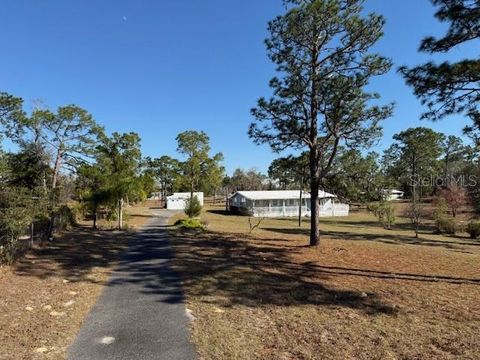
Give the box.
[0,201,157,360]
[169,205,480,360]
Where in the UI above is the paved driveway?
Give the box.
[68,211,196,360]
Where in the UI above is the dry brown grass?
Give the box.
[0,201,157,360]
[169,205,480,360]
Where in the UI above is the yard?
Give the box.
[169,204,480,360]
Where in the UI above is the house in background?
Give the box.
[383,189,404,201]
[166,192,204,210]
[228,190,349,218]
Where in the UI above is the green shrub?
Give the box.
[174,218,205,230]
[436,217,457,235]
[367,203,379,214]
[0,190,34,264]
[368,201,395,229]
[54,205,77,231]
[433,197,448,221]
[466,221,480,239]
[184,196,202,218]
[70,202,85,221]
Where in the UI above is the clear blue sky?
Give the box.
[1,0,477,174]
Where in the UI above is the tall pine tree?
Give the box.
[249,0,392,246]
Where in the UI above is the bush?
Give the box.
[466,221,480,239]
[0,189,35,264]
[70,202,85,221]
[367,203,379,214]
[368,201,395,229]
[433,197,448,221]
[33,216,51,242]
[436,217,458,235]
[184,196,202,218]
[54,205,77,231]
[174,218,205,230]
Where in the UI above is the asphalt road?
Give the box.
[68,211,197,360]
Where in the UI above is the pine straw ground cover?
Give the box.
[169,206,480,360]
[0,202,157,360]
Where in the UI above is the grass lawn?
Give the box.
[0,202,156,360]
[169,205,480,360]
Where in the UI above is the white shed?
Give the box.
[166,192,204,210]
[383,189,404,201]
[228,190,349,218]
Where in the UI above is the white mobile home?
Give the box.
[166,192,204,210]
[228,190,349,218]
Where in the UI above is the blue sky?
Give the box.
[1,0,477,174]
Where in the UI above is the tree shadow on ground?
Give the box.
[163,229,479,311]
[18,223,397,314]
[13,222,478,318]
[159,228,401,314]
[128,213,161,219]
[14,225,135,283]
[262,227,480,250]
[324,219,437,233]
[207,209,235,216]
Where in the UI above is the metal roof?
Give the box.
[383,189,404,194]
[167,192,203,200]
[233,190,336,200]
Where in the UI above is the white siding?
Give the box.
[166,192,204,210]
[228,190,349,218]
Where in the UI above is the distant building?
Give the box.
[383,189,404,201]
[166,192,204,210]
[228,190,349,218]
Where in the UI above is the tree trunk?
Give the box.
[47,148,63,241]
[413,182,419,238]
[310,180,320,246]
[161,182,166,208]
[309,148,320,246]
[444,155,449,185]
[118,198,124,230]
[52,149,62,190]
[190,180,194,202]
[298,181,303,227]
[93,204,97,230]
[307,37,320,247]
[30,222,34,248]
[225,187,229,212]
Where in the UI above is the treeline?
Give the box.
[145,130,224,202]
[266,126,480,210]
[0,92,226,263]
[382,128,479,208]
[0,92,156,262]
